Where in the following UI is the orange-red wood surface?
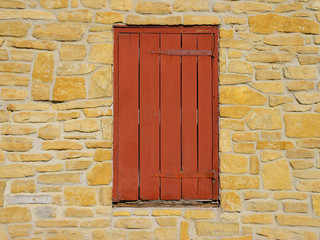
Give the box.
[117,33,140,200]
[140,33,160,200]
[160,33,182,200]
[113,27,219,202]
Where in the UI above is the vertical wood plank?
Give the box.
[181,34,198,199]
[160,33,182,200]
[113,29,119,202]
[118,33,140,201]
[140,33,160,200]
[212,31,219,200]
[198,34,213,200]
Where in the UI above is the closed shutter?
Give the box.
[113,26,219,202]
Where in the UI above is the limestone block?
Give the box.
[220,74,252,85]
[60,44,86,61]
[220,106,251,119]
[66,160,91,171]
[127,15,182,25]
[262,159,292,190]
[250,155,259,175]
[0,137,32,152]
[8,103,50,111]
[32,52,54,83]
[244,191,268,200]
[312,195,320,216]
[184,210,215,219]
[83,108,112,118]
[294,171,320,179]
[245,108,282,130]
[232,132,258,142]
[36,206,56,219]
[220,86,267,105]
[88,32,113,43]
[287,149,315,158]
[64,187,96,206]
[57,63,97,76]
[246,52,294,63]
[0,63,31,73]
[283,104,312,112]
[154,227,177,240]
[220,39,252,50]
[40,0,68,8]
[228,60,253,74]
[261,150,283,162]
[7,39,57,50]
[173,0,209,11]
[275,2,303,12]
[36,219,78,227]
[13,112,55,123]
[0,21,30,37]
[284,201,307,213]
[87,162,112,185]
[152,209,182,216]
[65,207,93,218]
[276,215,320,227]
[39,124,60,140]
[35,164,63,172]
[297,180,320,192]
[1,88,28,100]
[242,214,273,224]
[284,66,317,79]
[89,43,113,64]
[221,153,248,173]
[290,160,313,170]
[0,181,5,207]
[53,77,86,101]
[221,191,241,212]
[219,129,232,153]
[33,23,86,41]
[0,75,29,86]
[233,2,272,13]
[221,176,259,190]
[213,3,231,12]
[110,0,133,10]
[256,70,281,80]
[38,173,80,184]
[298,55,320,65]
[11,179,35,193]
[1,124,35,135]
[42,140,83,150]
[264,34,303,46]
[0,10,55,20]
[80,0,107,9]
[221,119,245,131]
[297,138,320,148]
[234,143,255,154]
[31,83,50,101]
[7,224,31,238]
[156,217,177,226]
[114,218,152,229]
[80,219,111,227]
[128,231,153,240]
[64,119,99,133]
[223,17,246,25]
[7,195,51,204]
[57,111,80,121]
[0,207,31,223]
[8,153,53,162]
[269,95,293,107]
[99,186,112,206]
[308,0,320,10]
[246,200,278,212]
[285,114,320,138]
[136,2,171,14]
[274,192,308,200]
[195,222,239,237]
[58,9,92,22]
[101,118,112,140]
[257,141,294,150]
[96,12,125,24]
[295,92,320,104]
[249,14,320,34]
[257,227,317,240]
[89,66,112,98]
[0,0,26,8]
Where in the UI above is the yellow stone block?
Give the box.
[284,201,307,213]
[136,2,171,14]
[196,222,239,237]
[58,9,92,22]
[65,187,96,206]
[262,159,292,190]
[274,192,308,200]
[0,62,31,73]
[0,207,31,223]
[221,176,259,190]
[220,74,252,85]
[290,160,313,170]
[1,124,36,135]
[249,14,320,34]
[246,200,278,212]
[40,0,68,9]
[242,214,273,224]
[7,39,57,50]
[80,0,107,9]
[221,191,241,212]
[154,227,177,240]
[276,215,320,227]
[53,77,86,101]
[220,153,248,173]
[220,86,267,106]
[89,43,113,64]
[38,124,60,140]
[96,12,125,24]
[233,2,272,13]
[0,0,26,9]
[38,173,80,184]
[11,179,35,193]
[0,137,33,152]
[127,15,182,25]
[114,218,152,229]
[110,0,133,10]
[246,51,294,63]
[89,66,112,98]
[87,162,112,185]
[8,153,53,162]
[234,143,255,154]
[0,21,30,37]
[60,44,86,61]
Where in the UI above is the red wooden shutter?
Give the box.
[113,27,219,202]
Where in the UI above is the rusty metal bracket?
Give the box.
[151,50,214,56]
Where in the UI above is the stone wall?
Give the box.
[0,0,320,239]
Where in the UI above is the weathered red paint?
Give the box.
[113,26,219,202]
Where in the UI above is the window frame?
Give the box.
[113,26,219,203]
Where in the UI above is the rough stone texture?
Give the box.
[0,1,319,239]
[53,77,86,101]
[262,159,292,190]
